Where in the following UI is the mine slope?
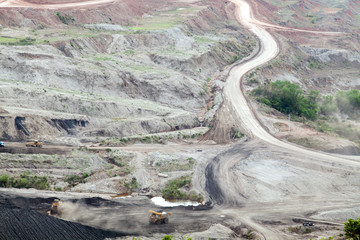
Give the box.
[0,0,359,239]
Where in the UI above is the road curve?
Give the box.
[225,0,360,164]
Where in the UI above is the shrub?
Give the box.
[0,174,9,187]
[0,173,50,190]
[66,173,89,187]
[56,12,75,25]
[231,128,244,139]
[162,235,172,240]
[344,217,360,240]
[253,80,319,120]
[162,176,191,200]
[124,177,138,192]
[336,89,360,117]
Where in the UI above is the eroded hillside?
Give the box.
[0,0,255,142]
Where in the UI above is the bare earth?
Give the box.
[0,0,359,239]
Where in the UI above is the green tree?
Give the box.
[344,218,360,240]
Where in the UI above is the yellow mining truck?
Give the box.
[26,140,43,148]
[50,199,61,214]
[148,210,172,224]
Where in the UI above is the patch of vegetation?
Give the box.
[231,128,244,139]
[194,36,216,43]
[0,36,18,44]
[344,217,360,240]
[122,49,136,55]
[124,177,138,192]
[106,150,134,175]
[287,226,316,234]
[93,56,113,62]
[1,37,36,46]
[66,172,89,187]
[309,59,322,69]
[0,173,49,190]
[161,176,203,201]
[242,229,255,239]
[156,157,195,172]
[228,55,241,64]
[56,12,75,25]
[336,89,360,118]
[252,80,319,120]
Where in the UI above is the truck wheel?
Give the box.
[164,218,169,224]
[156,220,161,225]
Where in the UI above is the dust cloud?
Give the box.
[57,200,147,234]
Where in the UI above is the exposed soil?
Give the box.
[0,0,359,239]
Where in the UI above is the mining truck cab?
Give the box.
[149,210,172,224]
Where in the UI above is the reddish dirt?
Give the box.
[0,0,230,28]
[0,0,185,27]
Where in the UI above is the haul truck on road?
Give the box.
[149,210,172,224]
[26,140,43,147]
[50,199,61,214]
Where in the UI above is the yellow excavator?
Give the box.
[148,210,172,224]
[26,140,43,148]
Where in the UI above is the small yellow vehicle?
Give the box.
[26,140,43,148]
[50,199,61,214]
[148,210,172,224]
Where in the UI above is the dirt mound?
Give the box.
[0,194,124,240]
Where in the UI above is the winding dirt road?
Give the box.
[202,0,360,238]
[226,0,359,164]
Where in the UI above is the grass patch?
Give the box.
[1,37,36,46]
[156,157,195,172]
[127,8,193,31]
[0,36,18,44]
[93,55,113,62]
[194,36,217,43]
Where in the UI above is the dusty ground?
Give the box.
[0,0,359,239]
